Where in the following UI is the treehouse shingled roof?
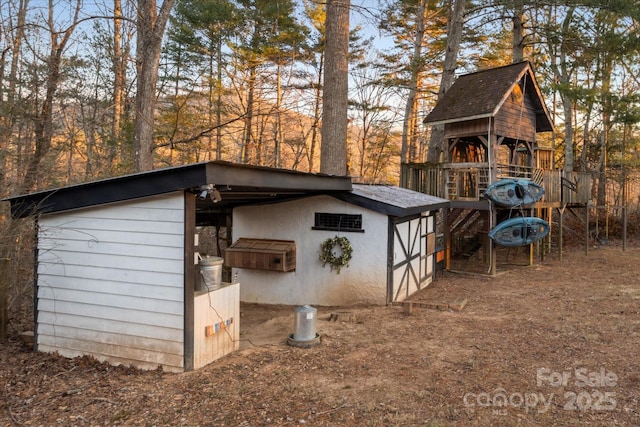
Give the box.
[424,61,553,133]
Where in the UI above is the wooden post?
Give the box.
[490,208,497,275]
[559,206,564,262]
[546,207,553,258]
[585,206,589,255]
[444,208,451,271]
[0,258,9,340]
[623,206,627,251]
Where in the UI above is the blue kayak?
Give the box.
[488,216,550,247]
[484,179,544,207]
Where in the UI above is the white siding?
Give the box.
[36,193,186,372]
[233,195,389,306]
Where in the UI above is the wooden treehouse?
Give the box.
[401,61,592,274]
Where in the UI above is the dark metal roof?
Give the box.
[4,161,353,219]
[423,61,553,132]
[333,184,449,217]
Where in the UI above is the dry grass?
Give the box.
[1,242,640,426]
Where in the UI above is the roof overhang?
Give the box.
[333,184,450,217]
[3,161,353,219]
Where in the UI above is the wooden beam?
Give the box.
[585,206,589,255]
[559,205,565,262]
[444,207,451,271]
[183,192,196,371]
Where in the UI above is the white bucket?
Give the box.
[198,256,223,291]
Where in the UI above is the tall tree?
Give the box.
[260,1,309,168]
[349,63,398,182]
[511,0,526,62]
[231,0,307,166]
[109,0,131,173]
[301,0,326,172]
[169,0,239,161]
[378,0,448,165]
[21,0,82,192]
[426,0,466,163]
[133,0,176,172]
[0,0,29,193]
[402,0,426,164]
[320,0,350,175]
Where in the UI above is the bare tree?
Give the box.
[109,0,128,172]
[133,0,176,172]
[320,0,350,176]
[0,0,29,192]
[511,1,525,62]
[400,0,427,165]
[426,0,466,163]
[21,0,82,192]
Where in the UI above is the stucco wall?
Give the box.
[231,195,389,306]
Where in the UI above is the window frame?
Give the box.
[312,212,364,233]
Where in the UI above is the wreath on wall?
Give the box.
[319,236,353,274]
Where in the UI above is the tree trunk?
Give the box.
[512,3,525,62]
[133,0,176,172]
[320,0,350,176]
[560,83,574,173]
[242,66,256,164]
[110,0,125,172]
[426,0,465,163]
[21,0,81,193]
[0,0,28,189]
[597,54,613,207]
[308,51,324,172]
[559,8,575,173]
[274,62,283,168]
[401,0,426,165]
[216,35,223,160]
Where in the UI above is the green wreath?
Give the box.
[319,236,353,274]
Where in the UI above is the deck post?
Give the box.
[444,208,451,271]
[585,206,589,255]
[490,209,497,275]
[623,206,627,251]
[558,205,565,262]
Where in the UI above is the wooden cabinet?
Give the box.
[225,238,296,272]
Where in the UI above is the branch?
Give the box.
[155,114,247,149]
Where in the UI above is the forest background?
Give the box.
[0,0,639,198]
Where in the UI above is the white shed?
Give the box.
[4,162,352,372]
[4,162,448,371]
[231,185,448,306]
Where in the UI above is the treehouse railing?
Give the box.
[401,162,592,205]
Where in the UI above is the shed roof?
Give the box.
[334,184,449,217]
[4,161,449,218]
[4,163,449,220]
[423,61,553,132]
[4,161,353,219]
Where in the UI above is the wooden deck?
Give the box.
[400,163,592,207]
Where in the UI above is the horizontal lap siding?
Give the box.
[445,118,489,139]
[36,193,186,372]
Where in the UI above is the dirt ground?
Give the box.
[1,242,640,426]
